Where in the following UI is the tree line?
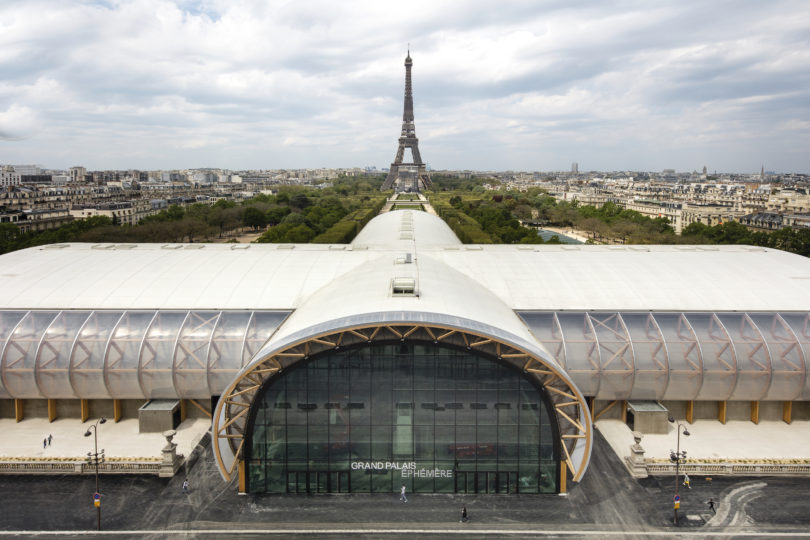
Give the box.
[429,185,809,257]
[0,176,387,255]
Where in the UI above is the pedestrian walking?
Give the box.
[43,438,47,449]
[460,506,468,523]
[399,485,407,503]
[708,498,716,513]
[683,473,691,489]
[47,434,52,446]
[182,478,189,494]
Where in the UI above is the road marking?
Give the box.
[0,530,809,537]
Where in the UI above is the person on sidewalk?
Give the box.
[47,434,52,446]
[182,479,189,494]
[683,473,691,489]
[708,498,716,513]
[460,506,468,523]
[399,485,407,503]
[43,438,46,449]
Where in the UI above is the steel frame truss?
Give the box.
[212,322,592,484]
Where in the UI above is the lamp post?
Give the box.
[84,417,106,531]
[668,415,689,526]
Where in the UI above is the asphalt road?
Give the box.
[1,430,809,539]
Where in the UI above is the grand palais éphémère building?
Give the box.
[1,209,809,495]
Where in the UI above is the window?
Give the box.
[245,342,559,494]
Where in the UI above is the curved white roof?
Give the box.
[0,210,808,312]
[351,208,461,248]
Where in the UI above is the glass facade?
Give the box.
[245,342,559,494]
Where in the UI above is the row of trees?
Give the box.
[548,198,809,256]
[0,177,389,255]
[454,195,543,243]
[572,201,676,244]
[0,216,115,255]
[681,221,810,256]
[432,192,556,244]
[428,186,809,257]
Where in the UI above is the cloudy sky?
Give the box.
[1,0,808,173]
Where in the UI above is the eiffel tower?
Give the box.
[381,50,432,191]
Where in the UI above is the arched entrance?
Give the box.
[244,340,561,493]
[212,320,593,492]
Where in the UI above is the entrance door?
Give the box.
[454,471,517,493]
[455,471,472,493]
[328,471,351,493]
[286,471,308,493]
[497,471,517,494]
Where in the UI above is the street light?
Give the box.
[84,417,106,531]
[668,415,690,526]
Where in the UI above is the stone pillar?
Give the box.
[159,429,185,478]
[624,430,648,478]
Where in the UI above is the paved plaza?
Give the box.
[1,425,810,539]
[0,417,210,461]
[598,417,810,462]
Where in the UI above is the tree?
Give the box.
[580,218,606,241]
[178,218,213,243]
[166,205,185,221]
[0,222,21,254]
[610,220,638,244]
[285,224,315,242]
[242,207,267,231]
[266,206,291,226]
[289,193,312,210]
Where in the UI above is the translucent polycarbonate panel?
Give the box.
[716,314,771,401]
[36,311,91,398]
[208,311,252,394]
[0,311,26,398]
[174,311,220,398]
[621,313,668,400]
[242,311,290,367]
[653,313,701,400]
[517,312,566,369]
[1,311,58,397]
[778,313,810,400]
[686,313,736,400]
[748,314,804,401]
[71,311,124,398]
[556,313,600,396]
[140,311,187,398]
[105,311,155,398]
[588,313,634,399]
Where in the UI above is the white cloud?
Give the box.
[0,0,807,172]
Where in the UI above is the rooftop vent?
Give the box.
[395,253,414,264]
[392,277,416,296]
